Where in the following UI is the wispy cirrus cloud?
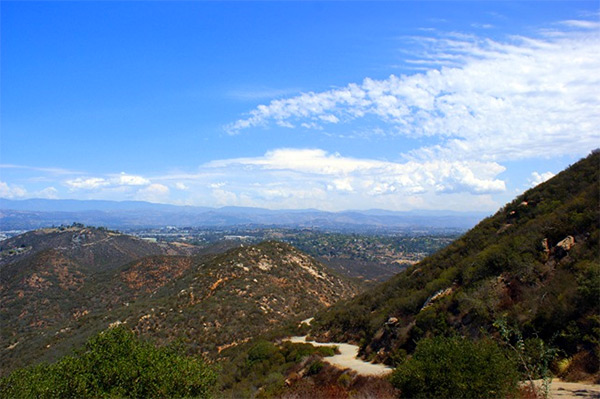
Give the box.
[225,21,599,164]
[471,23,494,29]
[226,86,302,101]
[558,19,600,29]
[0,164,82,176]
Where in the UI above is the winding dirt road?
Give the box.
[287,336,393,376]
[287,336,600,399]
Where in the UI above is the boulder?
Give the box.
[541,238,550,253]
[556,236,575,252]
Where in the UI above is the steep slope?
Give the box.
[310,151,599,378]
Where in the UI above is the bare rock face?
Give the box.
[556,236,575,252]
[541,238,550,253]
[541,238,550,261]
[553,235,575,259]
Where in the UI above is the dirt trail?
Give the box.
[530,379,600,399]
[286,337,599,396]
[287,336,393,376]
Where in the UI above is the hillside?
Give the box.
[309,151,599,380]
[0,226,198,333]
[0,231,361,375]
[122,242,362,355]
[0,225,199,269]
[0,226,200,372]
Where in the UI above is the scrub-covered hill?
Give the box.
[309,150,599,381]
[0,226,202,371]
[1,231,361,376]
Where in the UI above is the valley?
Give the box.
[1,152,598,398]
[123,227,458,282]
[3,2,598,397]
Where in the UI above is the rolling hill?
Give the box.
[0,227,362,376]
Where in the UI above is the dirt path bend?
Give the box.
[287,336,393,377]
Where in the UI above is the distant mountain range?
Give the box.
[0,199,488,231]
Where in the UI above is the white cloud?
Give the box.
[226,23,599,163]
[136,184,170,203]
[529,171,555,187]
[0,181,27,198]
[114,172,150,186]
[211,188,239,206]
[206,148,505,198]
[1,148,507,210]
[319,114,340,123]
[65,173,151,191]
[65,177,109,190]
[328,178,354,192]
[141,148,506,210]
[209,149,378,175]
[36,186,59,199]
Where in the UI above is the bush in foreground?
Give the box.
[390,336,519,399]
[0,326,217,398]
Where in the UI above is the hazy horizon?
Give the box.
[0,196,495,215]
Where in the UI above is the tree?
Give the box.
[389,336,519,399]
[0,326,217,398]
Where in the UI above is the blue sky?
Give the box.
[1,1,598,211]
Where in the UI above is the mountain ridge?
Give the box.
[0,199,488,231]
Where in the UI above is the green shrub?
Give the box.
[337,372,353,387]
[247,340,281,366]
[307,360,324,375]
[389,336,519,399]
[315,345,337,357]
[0,326,217,398]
